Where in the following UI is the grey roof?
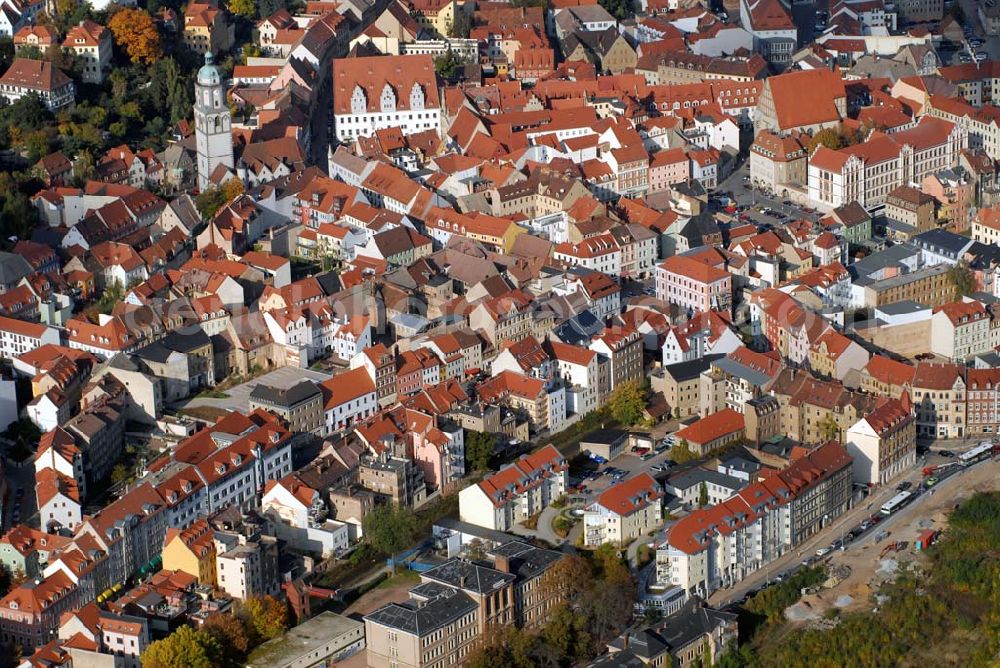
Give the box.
[134,329,211,363]
[554,310,603,345]
[718,455,760,476]
[875,300,928,316]
[657,601,737,651]
[247,612,364,668]
[580,428,628,446]
[665,467,743,493]
[422,557,515,594]
[488,541,564,581]
[849,243,919,279]
[0,252,33,286]
[249,380,321,408]
[364,587,477,636]
[912,228,974,256]
[713,356,772,387]
[663,355,723,383]
[868,264,948,291]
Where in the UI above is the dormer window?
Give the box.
[380,84,397,113]
[409,82,425,111]
[351,85,367,115]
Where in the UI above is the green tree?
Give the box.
[110,464,130,486]
[196,188,228,220]
[363,503,418,570]
[228,0,256,17]
[598,0,631,20]
[608,380,647,426]
[141,626,222,668]
[698,481,709,507]
[97,280,125,314]
[237,596,288,643]
[448,10,471,38]
[464,430,494,471]
[948,261,976,299]
[434,49,462,79]
[669,439,696,464]
[817,414,841,442]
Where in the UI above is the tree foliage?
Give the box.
[464,430,494,472]
[948,261,976,299]
[448,10,471,38]
[807,124,865,155]
[817,413,841,442]
[698,481,709,507]
[228,0,257,17]
[608,380,647,426]
[201,614,252,667]
[108,8,163,64]
[468,549,635,666]
[141,626,222,668]
[598,0,631,20]
[725,493,1000,667]
[669,439,696,464]
[362,503,418,565]
[236,595,288,644]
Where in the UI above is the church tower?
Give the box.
[194,52,233,190]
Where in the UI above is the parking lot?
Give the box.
[717,161,824,226]
[176,366,333,414]
[568,434,679,502]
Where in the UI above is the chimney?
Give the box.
[494,554,510,573]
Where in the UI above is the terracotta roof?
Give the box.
[674,408,745,445]
[333,54,439,116]
[911,362,963,390]
[595,472,662,516]
[659,254,728,284]
[476,444,566,507]
[0,58,71,92]
[766,68,844,131]
[865,355,916,392]
[320,367,376,408]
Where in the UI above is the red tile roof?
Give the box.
[595,472,663,516]
[674,408,745,446]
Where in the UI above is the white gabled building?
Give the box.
[320,367,378,434]
[583,473,663,547]
[332,54,441,142]
[458,445,567,532]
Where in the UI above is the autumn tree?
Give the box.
[142,626,222,668]
[237,595,288,644]
[109,8,163,64]
[608,380,647,426]
[808,127,844,153]
[202,613,251,662]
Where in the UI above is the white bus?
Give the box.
[959,442,996,466]
[881,491,914,516]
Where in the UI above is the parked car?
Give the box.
[896,481,912,491]
[925,476,939,488]
[816,546,831,557]
[939,450,955,458]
